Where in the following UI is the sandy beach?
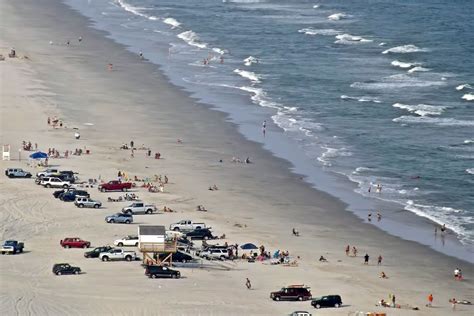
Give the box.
[1,0,473,315]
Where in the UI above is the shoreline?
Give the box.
[1,0,473,315]
[64,0,473,262]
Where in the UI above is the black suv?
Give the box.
[270,285,312,301]
[311,295,342,309]
[185,228,215,240]
[60,190,90,202]
[84,246,113,258]
[52,263,81,275]
[144,265,181,279]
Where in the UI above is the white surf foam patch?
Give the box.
[382,44,428,54]
[408,66,430,73]
[328,13,348,21]
[335,34,372,44]
[456,84,473,91]
[393,116,474,126]
[317,146,352,167]
[234,69,261,83]
[177,30,207,49]
[392,103,446,116]
[391,60,419,69]
[298,28,341,36]
[243,56,258,66]
[462,93,474,101]
[340,95,382,103]
[466,168,474,175]
[313,5,320,9]
[163,17,181,29]
[404,200,472,244]
[116,0,150,18]
[223,0,267,3]
[351,74,446,90]
[464,139,474,144]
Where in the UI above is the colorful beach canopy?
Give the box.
[29,151,48,159]
[240,243,258,250]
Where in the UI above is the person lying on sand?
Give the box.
[319,255,328,262]
[380,271,388,279]
[196,205,207,212]
[292,228,300,236]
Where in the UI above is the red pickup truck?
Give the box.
[98,181,133,192]
[60,238,90,249]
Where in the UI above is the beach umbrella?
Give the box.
[240,243,258,250]
[29,151,48,159]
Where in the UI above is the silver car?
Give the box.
[75,197,102,209]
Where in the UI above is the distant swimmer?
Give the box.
[78,36,82,43]
[139,51,143,59]
[262,120,266,136]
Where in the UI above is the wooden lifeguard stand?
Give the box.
[138,225,177,266]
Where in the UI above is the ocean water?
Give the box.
[66,0,473,251]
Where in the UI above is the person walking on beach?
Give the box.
[377,255,383,265]
[427,294,433,307]
[352,246,358,257]
[391,294,396,307]
[345,245,350,256]
[364,253,369,265]
[245,278,252,289]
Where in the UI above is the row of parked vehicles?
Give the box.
[270,285,343,310]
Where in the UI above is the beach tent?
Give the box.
[240,243,258,250]
[29,152,48,159]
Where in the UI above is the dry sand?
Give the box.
[0,0,473,315]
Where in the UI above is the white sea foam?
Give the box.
[466,168,474,175]
[223,0,267,3]
[404,200,472,243]
[382,44,428,54]
[379,42,386,46]
[462,93,474,101]
[317,146,352,166]
[340,95,382,103]
[351,74,446,90]
[243,56,258,66]
[298,28,341,36]
[456,84,472,91]
[464,139,474,144]
[116,0,149,18]
[212,47,226,55]
[391,60,419,69]
[393,116,474,126]
[177,30,207,49]
[392,103,446,116]
[335,34,372,44]
[328,13,348,21]
[313,5,320,9]
[163,17,181,28]
[234,69,261,83]
[408,66,430,73]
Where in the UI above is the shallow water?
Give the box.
[66,0,473,252]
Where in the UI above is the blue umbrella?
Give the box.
[240,243,258,250]
[29,152,48,159]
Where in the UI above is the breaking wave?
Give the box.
[392,103,446,116]
[382,44,429,54]
[177,30,207,49]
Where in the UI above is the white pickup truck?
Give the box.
[99,248,137,262]
[122,202,157,215]
[170,220,206,232]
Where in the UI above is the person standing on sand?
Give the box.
[392,294,396,307]
[427,294,433,307]
[364,253,369,265]
[345,245,350,256]
[245,278,252,289]
[377,255,383,265]
[352,246,358,257]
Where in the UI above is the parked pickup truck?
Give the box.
[98,181,132,192]
[122,202,157,215]
[60,237,90,249]
[1,240,24,254]
[99,248,137,262]
[170,220,207,232]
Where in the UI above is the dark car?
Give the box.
[144,265,181,279]
[52,263,81,275]
[270,285,312,301]
[311,295,342,309]
[185,228,215,240]
[53,188,71,199]
[84,246,113,258]
[158,251,193,263]
[60,190,90,201]
[59,171,76,184]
